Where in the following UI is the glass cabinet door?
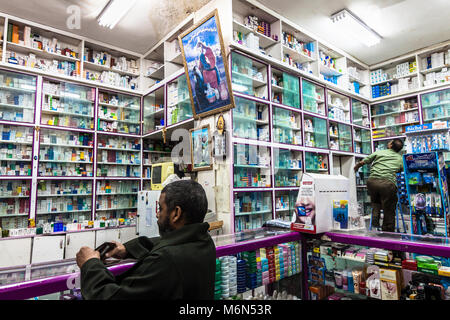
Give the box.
[234,191,272,232]
[38,128,94,177]
[338,123,352,152]
[273,148,303,187]
[304,152,328,173]
[0,124,33,176]
[354,128,371,155]
[96,180,138,220]
[371,97,419,138]
[272,107,302,145]
[352,99,370,128]
[96,135,141,177]
[232,96,269,141]
[301,79,325,116]
[233,143,271,188]
[167,74,193,126]
[275,189,299,222]
[41,79,95,130]
[327,90,351,123]
[304,115,328,149]
[36,179,92,225]
[143,86,164,134]
[0,179,31,235]
[421,88,450,123]
[0,70,36,123]
[271,69,300,108]
[98,91,140,135]
[231,52,268,100]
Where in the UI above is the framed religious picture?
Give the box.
[189,125,213,171]
[178,9,235,119]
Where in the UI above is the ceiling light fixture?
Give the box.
[331,9,382,47]
[97,0,137,29]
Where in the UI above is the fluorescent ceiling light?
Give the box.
[331,9,382,47]
[97,0,137,29]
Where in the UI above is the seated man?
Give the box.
[76,180,216,300]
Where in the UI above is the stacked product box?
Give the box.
[372,83,391,98]
[370,69,389,85]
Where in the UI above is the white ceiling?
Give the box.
[0,0,449,65]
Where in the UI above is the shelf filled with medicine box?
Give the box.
[353,128,371,155]
[370,57,418,98]
[327,90,351,124]
[303,115,328,149]
[233,143,271,188]
[0,124,34,176]
[166,74,193,127]
[143,85,165,135]
[273,148,303,187]
[351,99,370,128]
[83,41,140,91]
[272,106,302,145]
[232,96,270,141]
[0,69,37,124]
[142,139,173,190]
[233,190,273,232]
[418,45,450,88]
[96,134,141,178]
[5,20,82,78]
[371,96,419,139]
[420,87,450,123]
[318,44,345,88]
[231,0,281,59]
[35,179,92,224]
[0,180,31,233]
[97,90,141,135]
[38,128,93,177]
[40,78,95,130]
[302,79,325,116]
[329,121,352,152]
[271,68,300,108]
[281,21,316,75]
[304,152,329,174]
[231,51,268,100]
[95,180,139,220]
[274,189,299,222]
[355,155,371,223]
[347,59,369,98]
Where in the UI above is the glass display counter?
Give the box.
[307,230,450,300]
[0,228,302,300]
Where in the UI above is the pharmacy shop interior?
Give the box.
[0,0,449,303]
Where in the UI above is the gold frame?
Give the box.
[178,9,235,119]
[189,124,213,171]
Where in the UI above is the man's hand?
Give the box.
[76,246,100,268]
[354,160,364,172]
[105,241,127,259]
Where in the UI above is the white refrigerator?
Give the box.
[137,190,160,238]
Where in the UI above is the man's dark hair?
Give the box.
[161,180,208,224]
[391,139,404,152]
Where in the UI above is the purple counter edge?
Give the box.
[325,232,450,257]
[0,232,302,300]
[0,262,136,300]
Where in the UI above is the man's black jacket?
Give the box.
[80,222,216,299]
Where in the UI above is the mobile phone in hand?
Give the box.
[95,242,117,260]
